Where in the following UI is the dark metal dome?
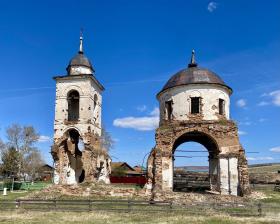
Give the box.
[158,51,232,95]
[67,52,94,71]
[66,34,95,74]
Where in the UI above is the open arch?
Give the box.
[172,131,220,192]
[63,126,82,137]
[63,85,84,97]
[67,90,80,121]
[173,131,219,154]
[65,129,85,183]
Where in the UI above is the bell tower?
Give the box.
[53,34,104,140]
[52,34,110,185]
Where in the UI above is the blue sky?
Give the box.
[0,0,279,167]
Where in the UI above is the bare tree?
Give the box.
[100,127,115,152]
[0,139,7,175]
[4,124,42,179]
[6,124,39,153]
[22,126,39,154]
[6,124,22,151]
[23,149,44,181]
[0,138,5,152]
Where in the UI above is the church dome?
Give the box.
[67,52,94,70]
[158,51,232,95]
[66,35,95,75]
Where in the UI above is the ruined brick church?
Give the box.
[146,51,250,196]
[50,35,249,197]
[51,35,111,185]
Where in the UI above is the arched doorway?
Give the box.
[172,131,220,193]
[65,129,85,184]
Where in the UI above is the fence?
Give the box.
[0,199,279,217]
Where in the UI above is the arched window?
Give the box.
[218,98,225,115]
[165,100,173,120]
[189,91,201,115]
[191,97,200,114]
[93,94,98,111]
[67,90,80,121]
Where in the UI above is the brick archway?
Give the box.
[173,130,219,153]
[172,130,220,192]
[146,120,250,197]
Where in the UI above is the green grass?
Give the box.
[20,181,51,190]
[0,181,50,201]
[259,191,280,204]
[0,190,33,200]
[252,185,280,204]
[0,181,51,191]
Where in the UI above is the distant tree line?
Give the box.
[0,124,45,181]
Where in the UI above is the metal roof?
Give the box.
[158,52,232,96]
[66,52,94,72]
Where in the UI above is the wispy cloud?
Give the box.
[269,146,280,152]
[112,138,120,142]
[258,118,267,122]
[105,78,166,87]
[0,86,54,93]
[203,42,280,98]
[38,135,52,143]
[236,99,246,108]
[113,116,159,131]
[247,156,274,161]
[259,90,280,107]
[207,2,218,12]
[257,101,270,106]
[113,107,160,131]
[136,105,147,112]
[149,107,160,116]
[238,131,247,135]
[270,90,280,106]
[238,121,251,126]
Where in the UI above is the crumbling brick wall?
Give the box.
[238,147,251,195]
[51,131,111,185]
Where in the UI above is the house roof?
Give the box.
[41,164,54,170]
[111,162,134,171]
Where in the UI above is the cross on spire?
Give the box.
[79,28,83,54]
[188,49,197,68]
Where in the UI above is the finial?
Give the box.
[79,28,83,54]
[188,49,197,68]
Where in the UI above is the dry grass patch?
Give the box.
[0,211,279,224]
[249,165,280,174]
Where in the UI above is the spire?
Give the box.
[79,29,83,54]
[188,49,197,68]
